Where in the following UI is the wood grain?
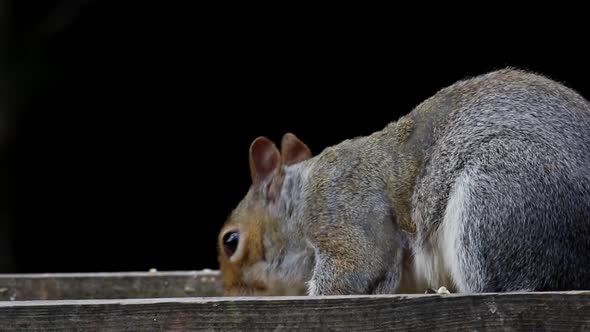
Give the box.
[0,270,222,300]
[0,291,589,331]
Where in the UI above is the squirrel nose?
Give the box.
[222,230,239,258]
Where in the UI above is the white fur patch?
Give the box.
[439,171,471,292]
[306,279,317,295]
[413,171,471,292]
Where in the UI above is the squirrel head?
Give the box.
[217,133,313,296]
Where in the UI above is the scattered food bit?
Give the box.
[425,286,451,294]
[436,286,450,294]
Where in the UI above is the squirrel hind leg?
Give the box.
[447,142,590,292]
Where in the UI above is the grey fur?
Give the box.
[410,69,590,292]
[233,68,590,295]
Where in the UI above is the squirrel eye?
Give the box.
[222,231,239,258]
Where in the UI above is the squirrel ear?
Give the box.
[249,136,281,185]
[281,133,311,166]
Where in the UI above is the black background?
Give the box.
[4,3,588,272]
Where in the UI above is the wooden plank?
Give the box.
[0,270,222,300]
[0,291,589,331]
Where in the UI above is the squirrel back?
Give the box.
[218,68,590,295]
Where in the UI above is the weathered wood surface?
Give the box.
[0,291,589,331]
[0,270,222,300]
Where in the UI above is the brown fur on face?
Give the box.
[217,202,268,296]
[217,193,310,296]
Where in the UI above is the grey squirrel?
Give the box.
[217,68,590,296]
